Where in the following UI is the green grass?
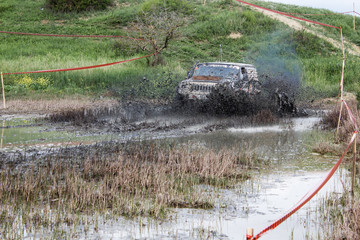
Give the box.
[250,0,360,44]
[0,0,359,100]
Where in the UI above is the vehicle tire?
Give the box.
[173,92,187,110]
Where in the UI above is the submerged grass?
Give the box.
[0,140,265,239]
[319,186,360,239]
[316,97,360,238]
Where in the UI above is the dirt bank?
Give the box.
[0,97,118,115]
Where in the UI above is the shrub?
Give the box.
[46,0,114,13]
[127,10,186,66]
[141,0,194,15]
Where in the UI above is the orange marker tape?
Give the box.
[3,53,156,75]
[235,0,341,29]
[252,132,357,239]
[0,30,144,41]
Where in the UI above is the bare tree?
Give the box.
[128,11,185,66]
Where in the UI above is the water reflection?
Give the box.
[177,118,321,164]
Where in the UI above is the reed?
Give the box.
[322,99,359,143]
[0,141,264,238]
[320,190,360,239]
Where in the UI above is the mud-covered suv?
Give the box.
[176,62,261,101]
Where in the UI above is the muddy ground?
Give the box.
[0,96,355,240]
[0,95,329,167]
[5,88,357,166]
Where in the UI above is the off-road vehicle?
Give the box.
[176,62,297,115]
[176,62,261,101]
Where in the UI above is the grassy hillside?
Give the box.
[0,0,359,101]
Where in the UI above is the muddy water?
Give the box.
[0,115,111,150]
[72,117,342,240]
[0,115,343,239]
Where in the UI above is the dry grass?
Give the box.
[319,98,360,239]
[0,141,264,238]
[322,99,359,143]
[322,193,360,239]
[0,97,118,115]
[48,105,119,124]
[337,199,360,239]
[312,142,345,156]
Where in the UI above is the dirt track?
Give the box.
[250,5,360,55]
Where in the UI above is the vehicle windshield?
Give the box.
[193,64,240,78]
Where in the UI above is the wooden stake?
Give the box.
[337,102,344,137]
[0,120,4,149]
[354,3,356,30]
[246,228,254,240]
[352,136,357,196]
[1,72,5,109]
[336,28,345,136]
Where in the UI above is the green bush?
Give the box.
[141,0,194,15]
[0,3,13,13]
[46,0,114,13]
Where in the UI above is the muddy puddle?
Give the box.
[69,117,340,240]
[0,113,345,239]
[86,169,342,240]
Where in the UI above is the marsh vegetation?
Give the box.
[0,140,265,239]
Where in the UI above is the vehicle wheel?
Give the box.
[173,92,187,110]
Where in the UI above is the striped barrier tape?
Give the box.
[233,4,353,237]
[343,100,359,131]
[251,100,358,239]
[252,131,357,239]
[281,11,354,16]
[356,11,360,16]
[0,30,144,41]
[235,0,341,29]
[2,53,156,75]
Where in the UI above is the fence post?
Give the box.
[336,28,345,136]
[0,120,4,148]
[354,3,356,30]
[1,72,5,109]
[246,228,254,240]
[352,136,357,195]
